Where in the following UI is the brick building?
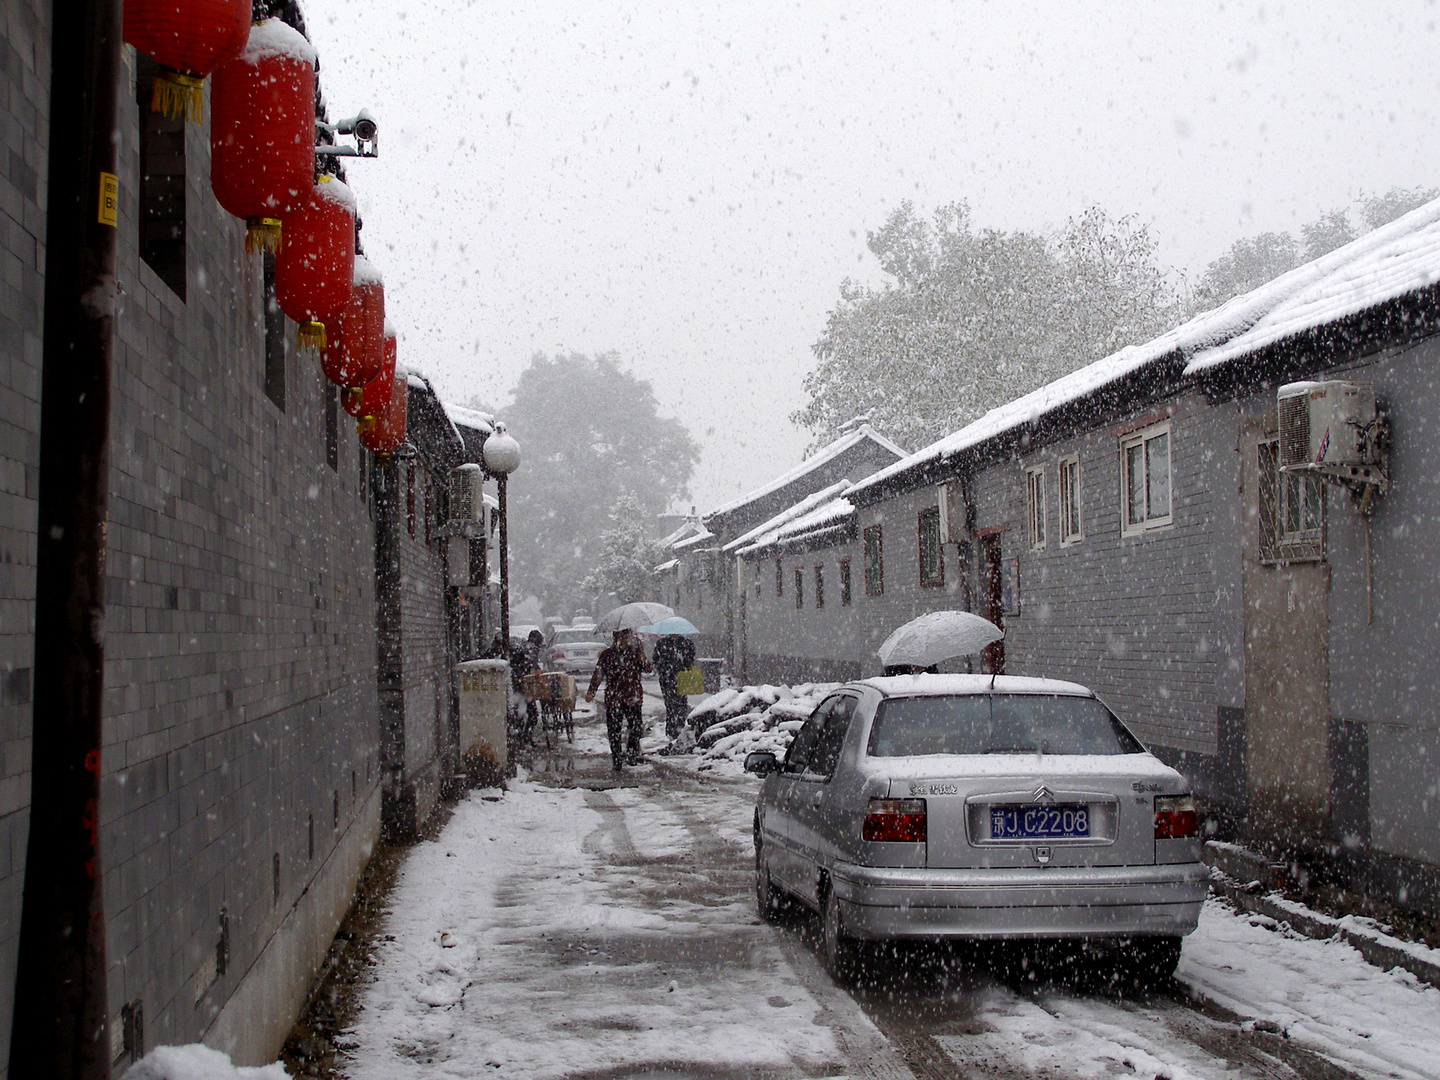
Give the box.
[0,0,501,1068]
[736,202,1440,915]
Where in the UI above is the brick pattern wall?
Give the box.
[97,54,383,1048]
[741,395,1237,764]
[0,0,45,1068]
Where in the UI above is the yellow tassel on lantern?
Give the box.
[357,414,378,437]
[297,321,326,352]
[245,217,283,255]
[342,387,364,413]
[151,69,205,124]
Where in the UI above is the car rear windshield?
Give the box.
[867,693,1144,757]
[551,629,598,645]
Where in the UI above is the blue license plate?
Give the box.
[990,804,1090,840]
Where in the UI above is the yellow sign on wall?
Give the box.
[97,172,118,227]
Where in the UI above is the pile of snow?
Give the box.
[125,1045,290,1080]
[687,682,839,773]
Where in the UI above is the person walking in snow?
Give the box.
[651,632,697,746]
[585,629,653,770]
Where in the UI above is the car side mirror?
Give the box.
[744,751,780,777]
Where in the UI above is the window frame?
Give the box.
[838,558,852,606]
[1258,438,1325,564]
[814,563,825,609]
[1025,466,1047,551]
[863,525,884,596]
[794,566,804,609]
[1120,421,1173,536]
[1058,454,1082,546]
[918,506,944,587]
[775,557,783,598]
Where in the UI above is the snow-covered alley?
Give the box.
[338,706,1440,1080]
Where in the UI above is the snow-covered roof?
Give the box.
[443,401,496,435]
[737,495,855,557]
[672,528,717,552]
[1183,196,1440,373]
[705,424,905,520]
[659,519,707,548]
[852,196,1440,501]
[721,480,853,554]
[653,558,679,573]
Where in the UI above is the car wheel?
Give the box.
[1121,936,1182,987]
[822,884,861,982]
[755,845,788,922]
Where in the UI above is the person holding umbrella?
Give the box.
[648,617,699,747]
[585,628,654,770]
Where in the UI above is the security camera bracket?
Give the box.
[316,109,379,158]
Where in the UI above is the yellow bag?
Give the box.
[675,666,705,696]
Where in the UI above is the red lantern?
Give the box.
[329,258,386,408]
[359,370,408,455]
[124,0,250,122]
[275,175,356,352]
[353,326,398,432]
[211,18,316,254]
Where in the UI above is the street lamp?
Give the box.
[481,422,521,648]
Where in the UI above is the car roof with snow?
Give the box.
[855,674,1095,698]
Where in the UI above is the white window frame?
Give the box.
[1120,421,1173,536]
[1280,468,1325,547]
[1058,454,1083,546]
[1025,466,1046,550]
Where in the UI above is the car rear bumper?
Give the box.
[828,860,1207,940]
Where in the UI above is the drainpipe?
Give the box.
[10,0,123,1073]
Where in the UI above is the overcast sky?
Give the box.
[307,0,1440,511]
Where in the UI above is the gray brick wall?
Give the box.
[0,0,43,1068]
[97,50,382,1051]
[0,20,385,1064]
[741,395,1240,786]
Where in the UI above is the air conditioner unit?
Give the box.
[1277,381,1384,485]
[448,464,485,531]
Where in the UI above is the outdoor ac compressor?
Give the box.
[1276,380,1386,489]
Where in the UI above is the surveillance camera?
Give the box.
[352,110,377,144]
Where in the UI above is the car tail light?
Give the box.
[1155,794,1198,839]
[551,650,565,662]
[863,798,926,842]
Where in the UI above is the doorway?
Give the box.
[980,534,1005,675]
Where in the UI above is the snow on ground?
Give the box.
[341,776,842,1079]
[929,898,1440,1080]
[124,1045,290,1080]
[1179,898,1440,1080]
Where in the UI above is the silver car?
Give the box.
[745,674,1207,979]
[545,626,605,676]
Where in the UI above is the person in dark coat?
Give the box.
[652,633,697,741]
[585,629,653,770]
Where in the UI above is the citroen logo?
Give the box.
[1032,784,1055,804]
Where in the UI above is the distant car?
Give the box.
[545,626,605,676]
[745,674,1206,981]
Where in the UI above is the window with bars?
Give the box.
[1258,440,1325,563]
[918,507,944,586]
[1121,423,1172,534]
[1058,455,1081,545]
[775,557,783,597]
[794,567,804,609]
[839,558,852,606]
[136,53,186,299]
[1025,467,1046,550]
[864,525,883,595]
[814,564,825,608]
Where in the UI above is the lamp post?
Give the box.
[481,422,521,648]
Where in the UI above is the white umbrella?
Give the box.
[594,602,675,634]
[877,610,1003,668]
